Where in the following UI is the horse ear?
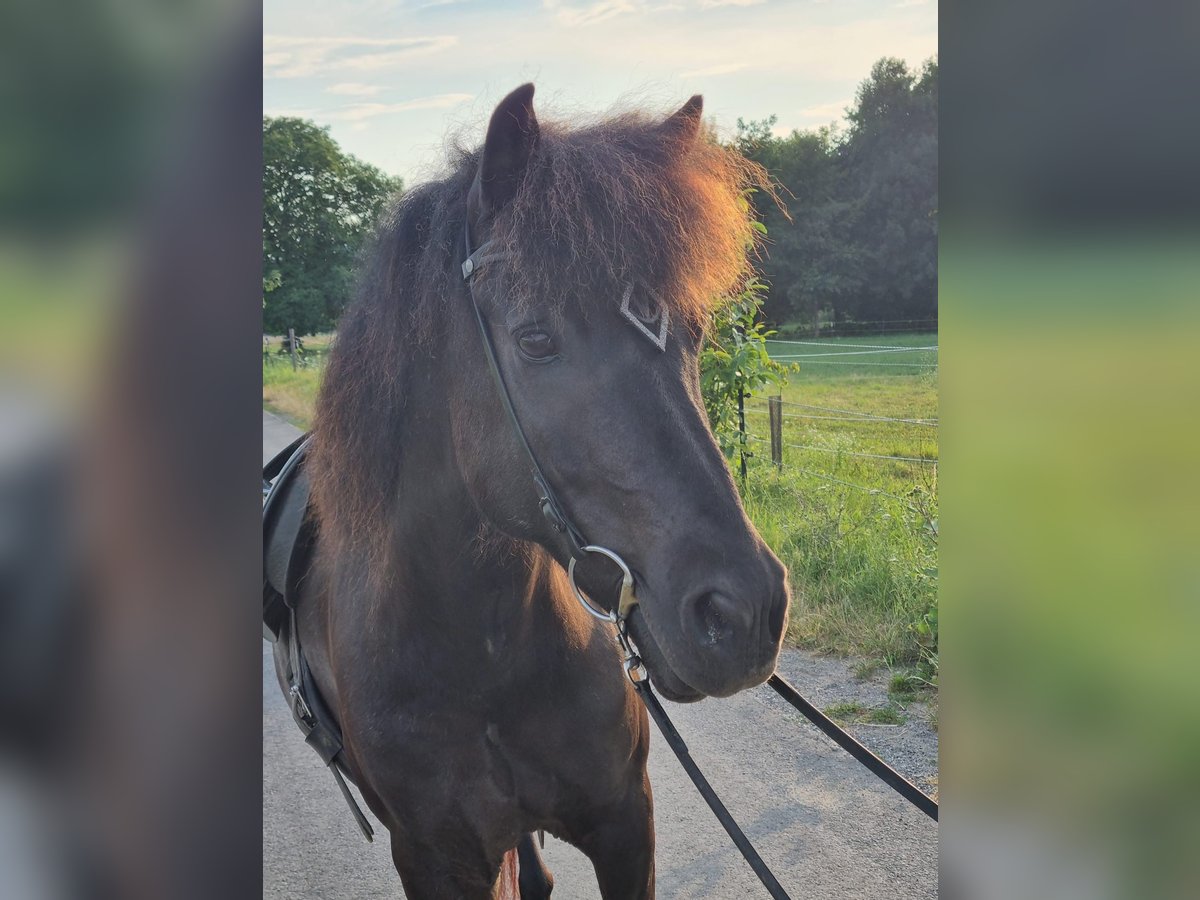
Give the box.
[662,94,703,146]
[476,83,540,214]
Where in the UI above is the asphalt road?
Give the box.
[263,411,938,899]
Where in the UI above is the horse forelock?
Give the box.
[493,112,770,330]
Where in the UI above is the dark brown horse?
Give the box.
[279,84,789,898]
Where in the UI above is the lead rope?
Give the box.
[766,673,937,820]
[615,622,793,900]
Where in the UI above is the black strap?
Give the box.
[265,440,375,842]
[634,680,792,900]
[263,436,316,642]
[767,674,938,821]
[283,607,376,842]
[462,222,588,560]
[264,431,309,484]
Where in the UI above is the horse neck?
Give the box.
[364,351,554,647]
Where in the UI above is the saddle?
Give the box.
[263,434,374,841]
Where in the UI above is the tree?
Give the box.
[730,56,937,330]
[736,120,863,328]
[839,58,938,323]
[262,117,402,335]
[700,273,790,479]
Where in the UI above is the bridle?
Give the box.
[461,219,648,681]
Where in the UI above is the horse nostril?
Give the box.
[686,592,746,647]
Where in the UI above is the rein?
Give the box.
[461,221,935,899]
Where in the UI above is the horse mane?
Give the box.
[309,102,770,560]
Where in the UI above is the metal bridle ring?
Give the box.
[567,545,634,624]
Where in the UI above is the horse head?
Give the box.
[451,84,789,701]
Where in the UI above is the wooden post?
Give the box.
[737,389,747,483]
[769,394,783,472]
[287,327,298,371]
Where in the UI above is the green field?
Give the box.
[262,331,939,684]
[744,332,938,680]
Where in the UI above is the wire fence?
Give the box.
[768,346,937,358]
[745,338,939,495]
[764,336,939,370]
[773,358,938,368]
[743,397,938,427]
[767,339,936,350]
[772,462,919,503]
[738,389,938,508]
[745,434,936,465]
[745,408,937,428]
[772,318,938,338]
[746,435,937,467]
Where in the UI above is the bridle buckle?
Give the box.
[567,545,638,624]
[568,546,648,684]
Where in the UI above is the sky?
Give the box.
[263,0,937,185]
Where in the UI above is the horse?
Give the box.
[276,83,790,899]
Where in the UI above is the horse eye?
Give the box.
[517,330,556,361]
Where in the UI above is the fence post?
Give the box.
[287,327,298,371]
[769,394,783,472]
[737,389,747,484]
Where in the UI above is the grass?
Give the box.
[262,354,322,428]
[823,701,867,720]
[261,330,939,682]
[853,658,887,679]
[888,672,922,704]
[741,332,938,672]
[823,701,906,726]
[262,333,332,427]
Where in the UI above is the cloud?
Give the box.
[799,99,850,121]
[893,0,929,7]
[542,1,638,27]
[325,83,385,97]
[264,0,936,180]
[263,36,458,79]
[263,107,317,121]
[681,62,750,77]
[326,93,474,122]
[698,0,765,8]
